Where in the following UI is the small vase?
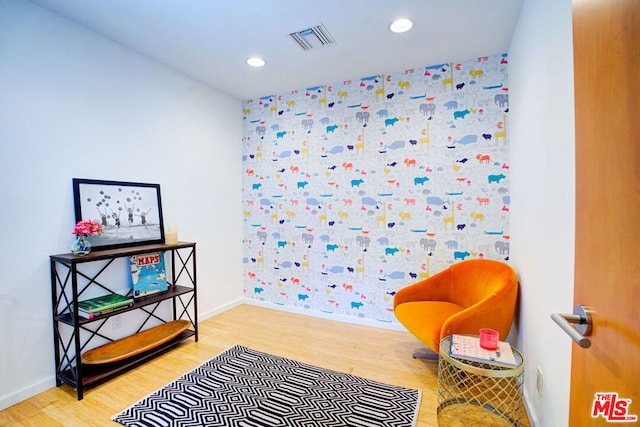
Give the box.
[71,235,92,256]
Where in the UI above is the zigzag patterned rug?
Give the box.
[112,345,421,426]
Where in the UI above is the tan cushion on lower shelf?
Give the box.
[81,319,191,364]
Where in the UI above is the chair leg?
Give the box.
[412,348,439,359]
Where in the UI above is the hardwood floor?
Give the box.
[0,304,529,426]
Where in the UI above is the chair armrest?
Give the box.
[441,286,517,339]
[393,267,452,309]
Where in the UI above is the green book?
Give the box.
[76,293,134,314]
[76,303,133,319]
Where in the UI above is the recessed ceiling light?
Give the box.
[389,18,413,33]
[247,57,266,67]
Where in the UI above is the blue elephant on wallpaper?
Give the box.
[355,111,370,123]
[495,241,510,255]
[495,93,509,107]
[377,237,389,246]
[301,233,314,245]
[419,103,436,116]
[445,240,459,249]
[356,235,371,247]
[420,238,437,251]
[301,119,313,130]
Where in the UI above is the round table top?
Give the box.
[439,334,524,377]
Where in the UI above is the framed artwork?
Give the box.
[72,178,165,251]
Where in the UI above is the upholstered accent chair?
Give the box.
[393,259,518,356]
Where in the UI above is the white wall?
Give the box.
[509,0,575,425]
[0,0,578,422]
[0,0,243,409]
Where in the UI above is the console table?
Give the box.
[50,242,198,400]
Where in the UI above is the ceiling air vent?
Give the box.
[289,24,336,51]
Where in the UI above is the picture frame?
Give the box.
[72,178,165,251]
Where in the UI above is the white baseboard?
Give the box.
[1,298,405,412]
[0,299,245,412]
[198,297,244,321]
[241,297,407,332]
[0,378,56,412]
[523,390,539,427]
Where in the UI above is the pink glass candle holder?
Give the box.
[479,328,499,350]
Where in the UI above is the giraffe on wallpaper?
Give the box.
[420,121,431,151]
[442,63,454,91]
[242,53,510,325]
[375,75,385,101]
[356,129,365,155]
[495,113,508,145]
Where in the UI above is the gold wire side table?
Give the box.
[437,335,525,426]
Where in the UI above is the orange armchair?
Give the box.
[393,259,518,354]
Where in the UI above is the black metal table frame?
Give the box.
[50,242,198,400]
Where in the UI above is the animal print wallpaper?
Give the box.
[241,53,510,324]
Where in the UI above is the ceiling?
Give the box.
[28,0,524,100]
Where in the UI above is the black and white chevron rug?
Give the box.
[112,345,421,427]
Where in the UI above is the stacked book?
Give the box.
[75,293,134,319]
[449,334,518,366]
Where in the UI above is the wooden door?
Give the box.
[570,0,640,424]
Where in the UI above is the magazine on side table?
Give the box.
[450,334,518,367]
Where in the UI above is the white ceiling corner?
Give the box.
[27,0,524,100]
